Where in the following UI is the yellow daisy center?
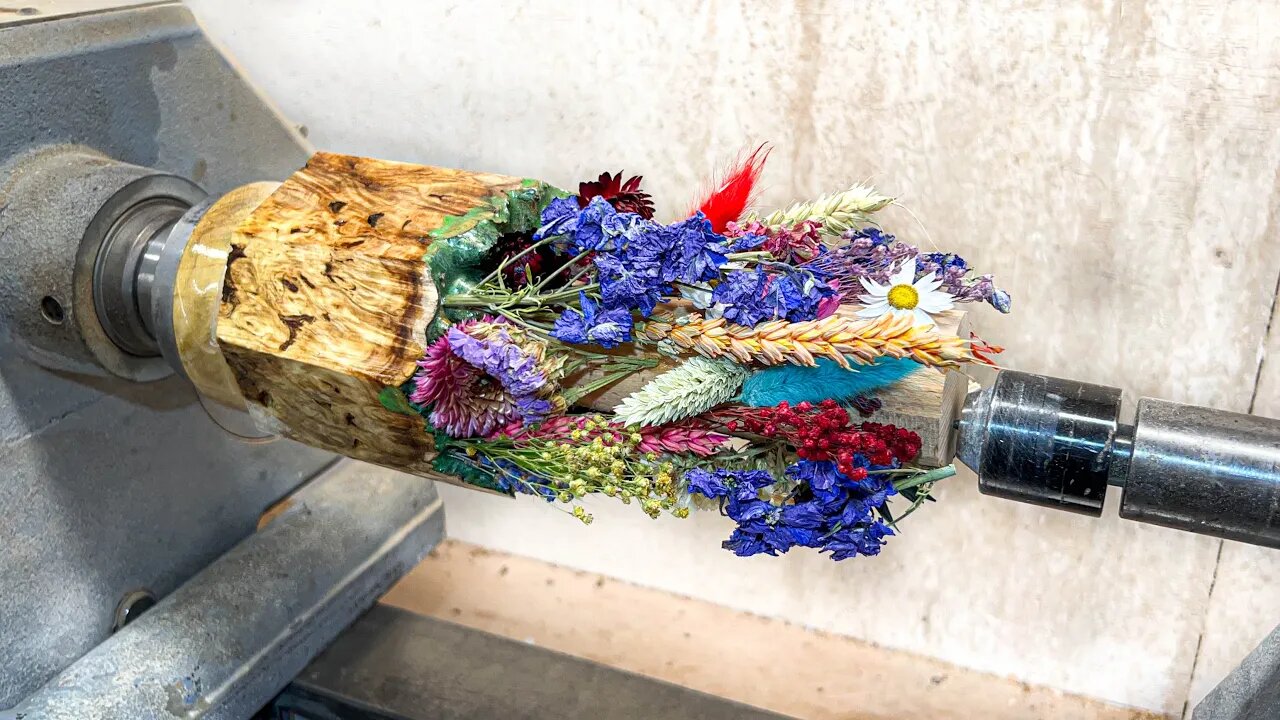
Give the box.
[886,284,919,310]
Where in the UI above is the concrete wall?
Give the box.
[183,1,1280,714]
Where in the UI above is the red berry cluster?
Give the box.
[718,400,922,479]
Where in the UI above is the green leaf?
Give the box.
[432,452,512,495]
[379,386,418,416]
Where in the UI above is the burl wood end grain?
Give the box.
[216,153,525,473]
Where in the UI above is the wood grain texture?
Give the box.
[215,153,525,477]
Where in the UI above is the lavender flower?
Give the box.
[804,227,1012,313]
[915,252,1012,313]
[804,227,919,286]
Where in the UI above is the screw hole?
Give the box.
[40,296,65,325]
[113,590,157,632]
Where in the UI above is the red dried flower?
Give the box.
[726,219,824,264]
[708,400,922,470]
[578,171,655,219]
[490,230,551,288]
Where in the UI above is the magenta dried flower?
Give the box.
[411,318,563,438]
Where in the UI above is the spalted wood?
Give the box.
[214,153,526,478]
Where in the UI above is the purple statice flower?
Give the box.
[447,324,546,399]
[412,319,560,435]
[552,291,634,349]
[412,327,517,438]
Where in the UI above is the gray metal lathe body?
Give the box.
[0,3,427,711]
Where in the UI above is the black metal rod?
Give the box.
[958,370,1280,548]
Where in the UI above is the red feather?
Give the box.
[690,143,771,233]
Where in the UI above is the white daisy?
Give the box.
[856,261,954,327]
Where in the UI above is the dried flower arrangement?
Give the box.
[380,147,1009,560]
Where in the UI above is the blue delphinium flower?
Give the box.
[721,495,827,556]
[551,291,634,349]
[724,232,766,253]
[688,458,899,561]
[849,227,896,247]
[533,200,735,321]
[570,196,617,253]
[723,528,772,557]
[822,523,894,560]
[711,267,836,326]
[684,468,775,502]
[533,196,581,244]
[786,458,843,502]
[710,268,769,325]
[480,456,558,500]
[661,212,729,284]
[594,249,665,316]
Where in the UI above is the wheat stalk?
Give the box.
[614,357,748,427]
[748,183,893,237]
[640,313,973,369]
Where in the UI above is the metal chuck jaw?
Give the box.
[957,370,1280,548]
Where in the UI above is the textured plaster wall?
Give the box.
[183,1,1280,715]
